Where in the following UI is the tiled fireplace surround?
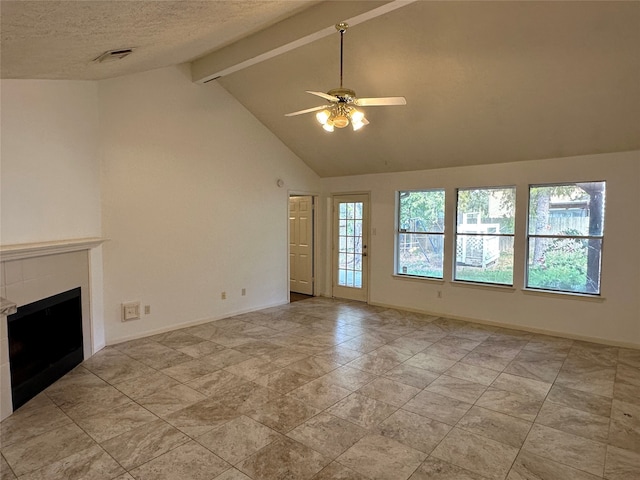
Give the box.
[0,239,104,420]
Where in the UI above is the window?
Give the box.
[397,190,445,278]
[527,182,605,295]
[455,187,516,285]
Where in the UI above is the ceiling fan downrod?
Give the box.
[336,22,348,89]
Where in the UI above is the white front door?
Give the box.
[289,196,314,295]
[332,194,369,302]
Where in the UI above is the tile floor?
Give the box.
[1,297,639,479]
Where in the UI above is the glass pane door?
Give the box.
[333,194,369,301]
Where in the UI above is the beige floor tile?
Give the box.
[556,362,616,398]
[457,406,532,448]
[605,445,640,480]
[491,373,551,401]
[476,387,543,422]
[113,371,181,400]
[287,412,368,458]
[0,455,16,480]
[375,409,451,454]
[253,368,315,394]
[241,393,320,433]
[100,419,190,470]
[213,469,252,480]
[336,434,426,480]
[431,427,519,480]
[608,399,640,454]
[461,351,512,371]
[409,457,489,480]
[425,375,487,404]
[17,445,124,480]
[403,390,472,426]
[186,369,249,397]
[445,362,500,386]
[1,423,95,476]
[536,400,610,442]
[177,340,226,358]
[507,450,601,480]
[287,356,340,378]
[347,353,402,375]
[75,401,158,443]
[0,403,72,448]
[196,415,279,465]
[137,384,207,417]
[202,349,252,370]
[546,384,612,417]
[422,342,471,361]
[327,392,397,429]
[309,462,369,480]
[160,358,222,383]
[383,363,440,388]
[522,424,606,476]
[286,378,351,410]
[320,365,376,390]
[619,349,640,370]
[129,441,228,479]
[503,358,563,383]
[4,298,637,480]
[358,377,421,407]
[405,352,457,374]
[237,436,330,480]
[223,357,280,381]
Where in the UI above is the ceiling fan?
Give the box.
[285,22,406,132]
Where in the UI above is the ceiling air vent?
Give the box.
[93,48,134,64]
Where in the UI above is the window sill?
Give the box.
[451,281,516,292]
[392,274,445,284]
[522,288,606,302]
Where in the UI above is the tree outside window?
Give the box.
[397,190,445,278]
[527,182,605,294]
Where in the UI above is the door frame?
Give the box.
[331,191,371,303]
[287,191,319,302]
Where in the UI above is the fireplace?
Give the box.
[7,287,84,410]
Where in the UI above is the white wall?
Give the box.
[0,80,101,244]
[321,151,640,347]
[0,79,105,353]
[99,65,320,343]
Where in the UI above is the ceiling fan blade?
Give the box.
[306,91,340,102]
[284,105,330,117]
[355,96,407,106]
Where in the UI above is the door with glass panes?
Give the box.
[332,194,369,301]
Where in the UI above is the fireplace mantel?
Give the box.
[1,237,106,420]
[0,237,106,262]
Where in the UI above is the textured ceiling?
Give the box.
[2,1,639,177]
[0,0,316,80]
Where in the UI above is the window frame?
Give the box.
[454,185,516,287]
[395,189,446,280]
[525,181,606,296]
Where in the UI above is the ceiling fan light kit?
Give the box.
[285,22,406,133]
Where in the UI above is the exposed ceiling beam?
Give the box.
[191,0,417,84]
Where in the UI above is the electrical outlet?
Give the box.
[144,305,151,315]
[241,288,246,296]
[122,302,140,321]
[221,291,226,300]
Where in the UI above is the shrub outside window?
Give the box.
[455,187,516,285]
[397,190,445,278]
[527,182,605,295]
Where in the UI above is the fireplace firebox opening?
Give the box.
[8,287,84,410]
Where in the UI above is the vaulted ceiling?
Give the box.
[2,1,639,177]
